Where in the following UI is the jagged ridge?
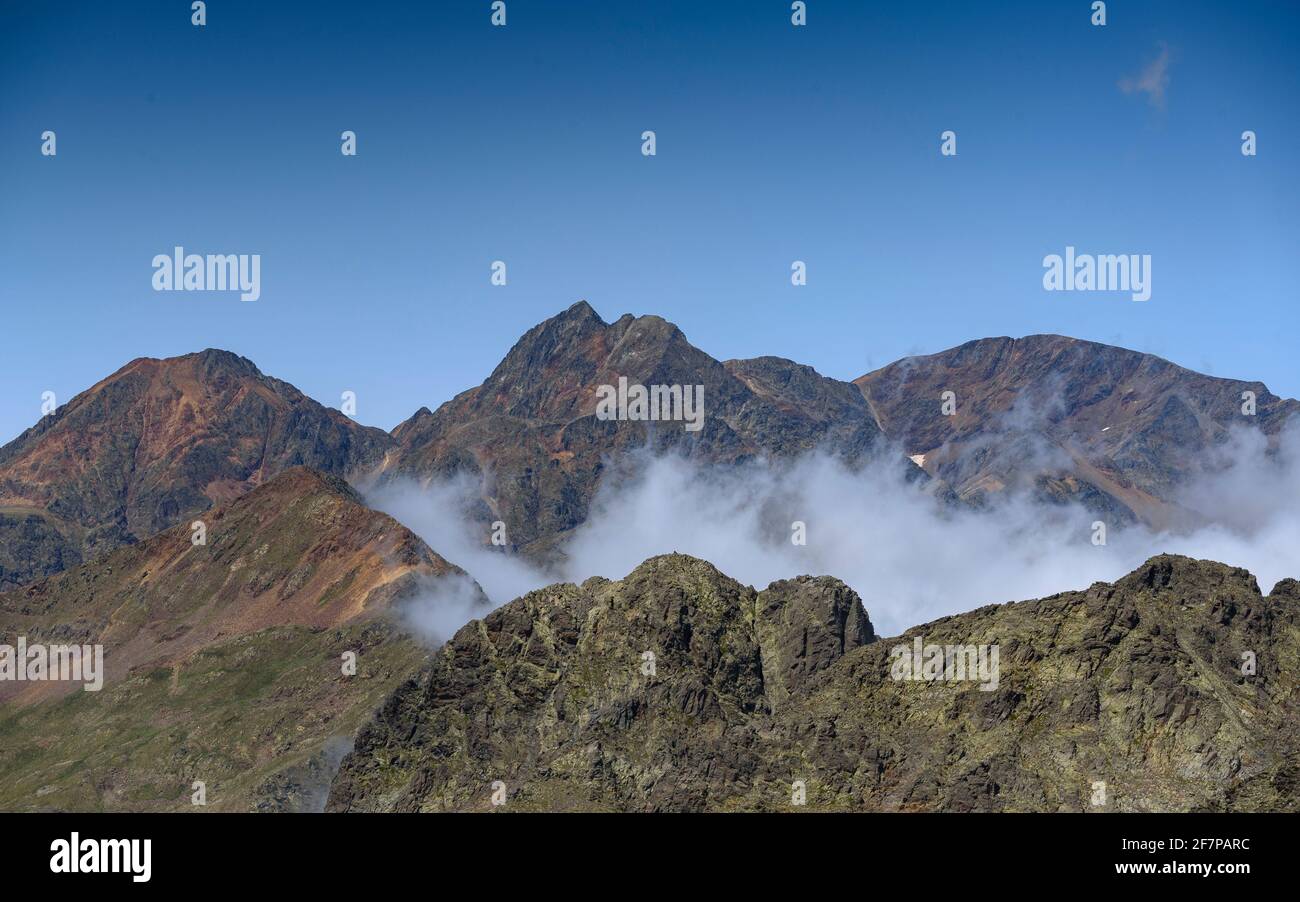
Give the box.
[328,553,1300,812]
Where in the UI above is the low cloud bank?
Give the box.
[392,570,494,646]
[368,426,1300,639]
[367,478,553,644]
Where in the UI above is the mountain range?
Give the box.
[7,301,1292,584]
[0,301,1296,812]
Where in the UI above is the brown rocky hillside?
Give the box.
[856,335,1300,527]
[0,350,392,589]
[0,467,478,811]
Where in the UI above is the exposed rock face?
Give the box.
[377,302,899,559]
[0,350,392,589]
[856,335,1300,528]
[328,553,1300,813]
[0,467,480,811]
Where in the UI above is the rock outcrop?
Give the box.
[329,553,1300,812]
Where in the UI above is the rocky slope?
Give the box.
[0,467,480,811]
[0,349,392,590]
[856,335,1300,528]
[328,553,1300,812]
[376,301,908,558]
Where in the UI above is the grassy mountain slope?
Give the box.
[0,467,475,811]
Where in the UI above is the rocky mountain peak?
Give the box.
[1114,553,1264,599]
[377,303,894,558]
[0,349,393,590]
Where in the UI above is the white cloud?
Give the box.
[1120,43,1172,108]
[365,474,547,645]
[367,425,1300,639]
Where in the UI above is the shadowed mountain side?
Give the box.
[0,350,392,590]
[328,553,1300,812]
[0,467,484,811]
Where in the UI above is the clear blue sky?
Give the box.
[2,0,1297,444]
